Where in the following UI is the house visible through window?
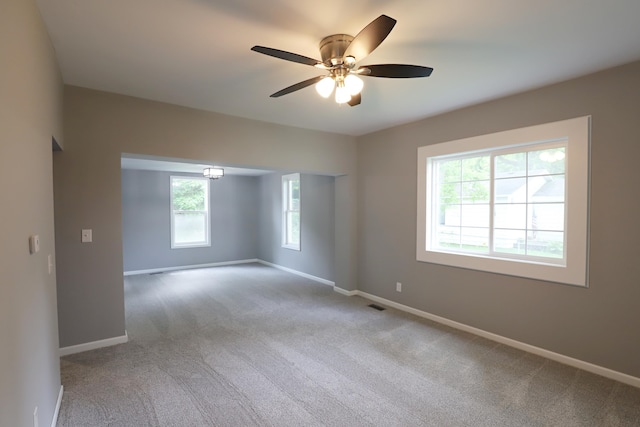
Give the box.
[433,143,566,262]
[170,176,210,248]
[282,173,300,250]
[417,116,590,286]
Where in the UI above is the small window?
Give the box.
[417,117,590,286]
[170,176,210,248]
[282,173,301,250]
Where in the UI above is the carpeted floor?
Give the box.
[58,264,640,426]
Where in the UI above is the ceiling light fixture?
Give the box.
[315,73,363,104]
[203,167,224,179]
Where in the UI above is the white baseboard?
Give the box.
[50,385,63,427]
[340,290,640,389]
[333,286,358,296]
[257,260,335,287]
[59,331,129,357]
[123,259,259,276]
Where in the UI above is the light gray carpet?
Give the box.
[58,264,640,426]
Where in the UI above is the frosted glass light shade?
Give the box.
[335,84,351,104]
[344,74,364,96]
[203,168,224,179]
[315,77,335,98]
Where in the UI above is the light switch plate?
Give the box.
[29,235,40,254]
[81,229,92,243]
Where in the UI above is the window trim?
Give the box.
[417,116,590,287]
[282,173,301,251]
[170,175,211,249]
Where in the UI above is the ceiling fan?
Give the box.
[251,15,433,106]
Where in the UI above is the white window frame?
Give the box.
[417,116,590,287]
[170,176,211,249]
[282,173,301,251]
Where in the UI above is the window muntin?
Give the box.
[431,144,567,263]
[282,173,300,250]
[417,116,590,287]
[170,176,210,248]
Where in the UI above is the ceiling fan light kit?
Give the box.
[251,15,433,107]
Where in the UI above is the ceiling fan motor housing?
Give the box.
[319,34,354,66]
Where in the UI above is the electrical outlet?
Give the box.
[396,282,402,292]
[81,229,92,243]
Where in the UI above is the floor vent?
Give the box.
[149,272,163,275]
[368,304,386,311]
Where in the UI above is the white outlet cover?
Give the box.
[81,229,92,243]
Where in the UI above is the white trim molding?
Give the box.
[333,286,358,296]
[51,385,63,427]
[124,259,259,276]
[338,290,640,389]
[257,260,334,287]
[59,331,129,357]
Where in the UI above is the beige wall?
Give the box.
[0,0,64,425]
[55,86,358,347]
[356,60,640,377]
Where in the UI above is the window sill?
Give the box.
[282,244,301,251]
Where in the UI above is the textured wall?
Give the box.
[0,0,64,425]
[356,61,640,378]
[258,173,335,281]
[122,170,260,272]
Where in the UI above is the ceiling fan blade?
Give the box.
[270,76,325,97]
[343,15,396,61]
[364,64,434,78]
[348,93,361,107]
[252,46,323,67]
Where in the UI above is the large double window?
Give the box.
[417,117,590,286]
[170,176,210,248]
[282,173,301,250]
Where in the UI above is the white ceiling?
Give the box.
[37,0,640,136]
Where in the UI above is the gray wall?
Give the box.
[356,60,640,378]
[50,43,640,382]
[0,0,64,425]
[122,170,260,271]
[54,86,357,347]
[259,173,335,281]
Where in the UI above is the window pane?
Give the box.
[286,211,300,245]
[527,231,564,258]
[439,159,460,183]
[494,178,526,203]
[462,156,490,181]
[494,229,526,255]
[440,182,461,205]
[494,204,526,229]
[172,179,206,211]
[434,225,460,249]
[441,204,460,226]
[495,152,526,178]
[461,204,489,228]
[460,227,489,253]
[528,147,566,176]
[174,212,206,244]
[462,181,490,203]
[289,180,300,210]
[528,203,564,232]
[528,175,565,203]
